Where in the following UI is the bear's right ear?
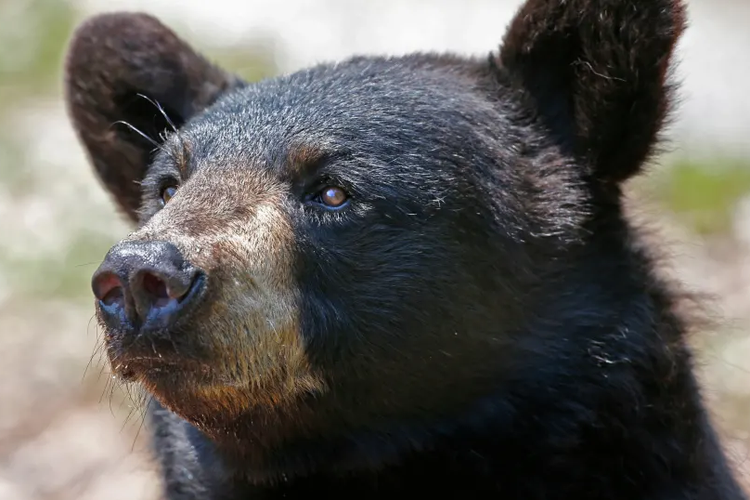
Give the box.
[64,13,244,222]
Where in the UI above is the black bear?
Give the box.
[63,0,748,498]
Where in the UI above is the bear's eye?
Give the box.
[314,186,349,209]
[160,185,178,206]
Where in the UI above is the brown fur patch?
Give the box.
[126,163,326,425]
[286,143,330,178]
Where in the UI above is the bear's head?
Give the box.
[65,0,686,479]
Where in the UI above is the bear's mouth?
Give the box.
[104,331,213,384]
[114,356,187,381]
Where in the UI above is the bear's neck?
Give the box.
[149,308,745,499]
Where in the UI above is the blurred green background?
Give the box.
[0,0,748,498]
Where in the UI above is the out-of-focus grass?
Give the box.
[1,230,115,301]
[0,136,27,190]
[0,0,77,103]
[641,157,750,236]
[0,0,77,197]
[206,44,278,83]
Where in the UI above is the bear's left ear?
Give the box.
[497,0,687,185]
[64,13,244,223]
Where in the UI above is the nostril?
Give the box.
[102,286,124,307]
[141,272,171,308]
[92,272,125,306]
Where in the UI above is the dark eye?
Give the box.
[314,186,349,209]
[160,185,178,206]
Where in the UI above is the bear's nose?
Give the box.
[91,240,204,331]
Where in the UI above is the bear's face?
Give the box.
[65,0,685,470]
[90,56,564,443]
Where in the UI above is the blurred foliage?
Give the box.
[0,134,26,189]
[644,158,750,236]
[0,0,77,192]
[205,44,278,83]
[0,0,77,102]
[1,230,116,301]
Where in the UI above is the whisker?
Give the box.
[107,376,118,417]
[74,261,101,268]
[131,408,147,452]
[83,339,100,381]
[99,373,111,404]
[111,120,159,148]
[135,93,192,170]
[136,93,178,133]
[122,398,138,432]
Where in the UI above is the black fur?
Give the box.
[64,1,748,499]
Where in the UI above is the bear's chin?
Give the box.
[129,361,326,441]
[104,335,210,382]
